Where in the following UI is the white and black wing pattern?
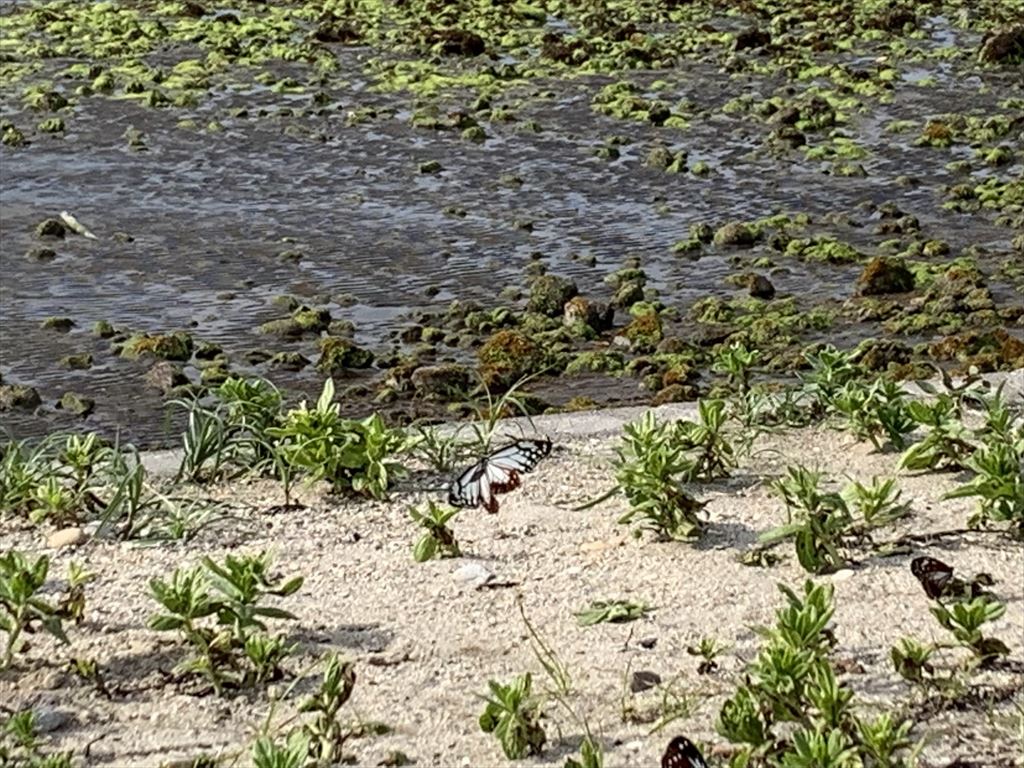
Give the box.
[448,438,552,514]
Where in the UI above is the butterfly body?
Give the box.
[910,556,993,601]
[448,438,552,514]
[662,736,708,768]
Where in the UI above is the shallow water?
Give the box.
[1,13,1021,446]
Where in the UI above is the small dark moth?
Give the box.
[910,555,994,601]
[662,736,708,768]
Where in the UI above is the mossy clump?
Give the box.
[257,306,331,337]
[268,352,310,371]
[528,274,578,317]
[35,218,66,239]
[40,316,74,332]
[59,392,94,417]
[317,336,374,374]
[409,363,474,399]
[92,320,116,338]
[785,236,862,264]
[713,221,759,247]
[478,329,548,385]
[856,257,915,295]
[563,296,613,333]
[59,354,93,369]
[121,331,194,361]
[565,350,625,374]
[622,309,663,352]
[929,328,1024,370]
[0,384,42,411]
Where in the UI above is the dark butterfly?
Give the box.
[910,556,993,601]
[448,437,552,514]
[662,736,708,768]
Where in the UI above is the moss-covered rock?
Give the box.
[257,306,331,337]
[59,392,94,417]
[979,25,1024,65]
[713,221,758,247]
[317,336,374,374]
[786,236,862,264]
[59,353,92,370]
[121,331,194,361]
[563,296,613,332]
[652,383,698,405]
[0,384,41,411]
[478,329,548,386]
[41,317,74,332]
[622,309,663,352]
[565,350,625,374]
[268,351,311,371]
[745,273,776,299]
[856,257,915,295]
[528,274,578,317]
[410,363,473,399]
[35,218,66,239]
[26,247,57,261]
[144,361,188,394]
[92,320,116,338]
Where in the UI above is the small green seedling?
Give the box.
[575,599,651,626]
[409,500,461,561]
[479,673,547,759]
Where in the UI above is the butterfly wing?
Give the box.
[447,438,552,514]
[662,737,708,768]
[910,556,954,599]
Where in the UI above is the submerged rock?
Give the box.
[26,246,57,261]
[144,361,188,393]
[35,218,66,239]
[857,257,915,295]
[268,351,310,371]
[713,222,758,247]
[563,296,613,332]
[257,306,331,337]
[121,331,194,361]
[746,273,776,299]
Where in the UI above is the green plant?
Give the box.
[0,552,69,668]
[841,476,911,530]
[266,379,416,499]
[1,709,73,768]
[607,412,705,541]
[465,372,543,453]
[479,673,547,759]
[149,551,303,692]
[0,437,53,517]
[890,637,937,686]
[762,467,852,574]
[712,341,758,397]
[716,581,919,766]
[946,423,1024,536]
[252,731,310,768]
[900,395,975,471]
[675,399,736,482]
[799,346,861,412]
[59,561,95,625]
[215,376,284,465]
[686,635,728,674]
[173,397,233,483]
[930,596,1010,667]
[409,500,461,561]
[411,425,475,473]
[575,599,650,626]
[298,653,357,763]
[831,378,915,451]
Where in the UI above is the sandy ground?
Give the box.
[3,377,1024,768]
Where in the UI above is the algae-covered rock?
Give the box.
[410,364,473,399]
[713,222,758,247]
[26,247,57,261]
[144,361,188,394]
[92,320,116,338]
[853,338,912,371]
[857,257,915,295]
[612,281,645,310]
[200,365,230,386]
[41,317,74,332]
[622,309,663,352]
[257,306,331,337]
[317,336,374,374]
[0,384,41,411]
[786,236,862,264]
[478,329,547,386]
[528,274,578,317]
[563,296,613,332]
[746,273,776,299]
[979,26,1024,65]
[59,392,94,417]
[121,331,194,361]
[35,218,66,239]
[269,352,310,371]
[652,383,698,405]
[59,354,92,370]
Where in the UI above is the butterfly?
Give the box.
[662,736,708,768]
[910,556,993,601]
[448,437,552,514]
